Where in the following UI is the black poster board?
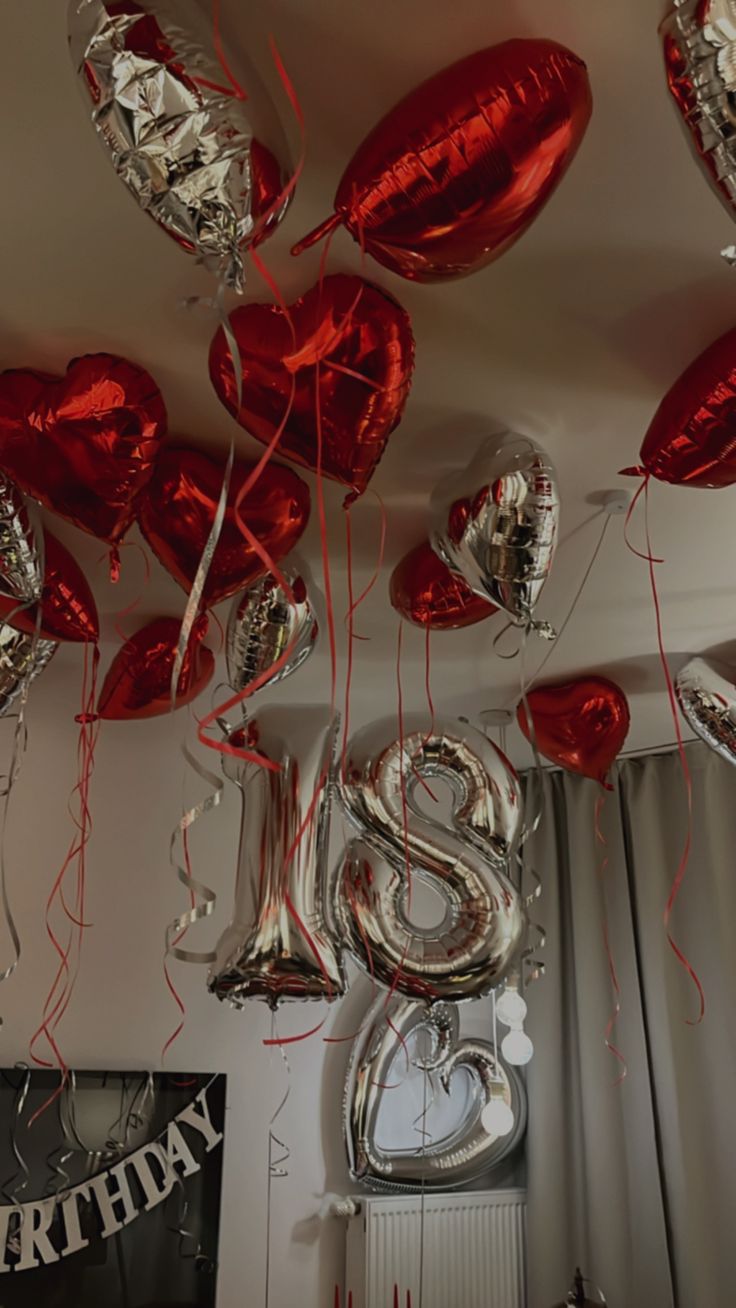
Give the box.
[0,1069,226,1308]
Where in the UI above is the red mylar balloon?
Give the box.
[292,40,592,282]
[97,615,214,721]
[137,446,311,607]
[390,540,497,630]
[517,676,630,787]
[0,354,167,544]
[621,327,736,489]
[209,274,415,496]
[0,533,99,643]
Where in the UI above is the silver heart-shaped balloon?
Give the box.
[430,433,559,628]
[676,655,736,765]
[344,994,526,1191]
[226,562,318,697]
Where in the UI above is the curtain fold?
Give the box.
[523,743,736,1308]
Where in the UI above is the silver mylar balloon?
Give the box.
[661,0,736,232]
[337,714,525,1001]
[0,624,56,717]
[676,655,736,765]
[226,566,318,696]
[68,0,294,291]
[209,705,346,1008]
[0,473,43,608]
[344,994,526,1191]
[430,434,559,629]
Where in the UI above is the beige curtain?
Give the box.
[522,743,736,1308]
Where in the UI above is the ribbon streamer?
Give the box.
[594,791,627,1084]
[265,1015,291,1308]
[166,743,223,966]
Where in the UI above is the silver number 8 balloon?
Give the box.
[336,715,525,1002]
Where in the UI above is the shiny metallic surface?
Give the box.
[337,714,525,1001]
[209,706,346,1008]
[661,0,736,220]
[344,995,527,1191]
[430,435,559,627]
[0,474,43,609]
[226,565,318,696]
[0,624,56,717]
[676,655,736,764]
[68,0,293,291]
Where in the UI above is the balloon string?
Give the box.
[264,1013,291,1308]
[162,824,197,1062]
[98,540,152,643]
[594,789,627,1084]
[347,491,388,641]
[29,643,100,1124]
[341,506,356,784]
[204,0,247,100]
[639,481,704,1024]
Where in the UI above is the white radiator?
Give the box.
[345,1189,527,1308]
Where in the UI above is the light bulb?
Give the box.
[501,1029,534,1066]
[495,989,528,1028]
[481,1098,515,1137]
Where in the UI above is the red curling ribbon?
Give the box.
[594,789,627,1085]
[624,478,705,1023]
[29,642,100,1124]
[162,823,196,1063]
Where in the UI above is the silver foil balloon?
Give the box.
[676,655,736,764]
[661,0,736,229]
[0,473,43,609]
[226,566,318,696]
[209,705,346,1008]
[0,624,56,717]
[344,994,526,1191]
[337,714,525,1001]
[430,434,559,629]
[68,0,294,291]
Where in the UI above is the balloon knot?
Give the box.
[74,712,99,725]
[109,547,121,584]
[618,465,646,478]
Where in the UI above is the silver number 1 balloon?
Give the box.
[337,714,525,1002]
[209,705,346,1009]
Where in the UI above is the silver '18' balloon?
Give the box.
[226,565,318,697]
[68,0,294,291]
[430,434,559,630]
[661,0,736,232]
[676,655,736,765]
[209,705,346,1008]
[344,994,526,1191]
[337,714,525,1001]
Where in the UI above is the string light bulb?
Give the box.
[481,1097,515,1137]
[501,1029,534,1066]
[495,987,528,1028]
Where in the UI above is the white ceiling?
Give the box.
[3,0,736,763]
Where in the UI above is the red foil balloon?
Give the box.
[209,274,415,496]
[97,616,214,721]
[292,41,592,282]
[390,540,497,630]
[517,676,630,787]
[621,327,736,488]
[137,446,311,607]
[0,533,99,643]
[0,354,166,544]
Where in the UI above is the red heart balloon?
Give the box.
[0,532,99,643]
[209,274,415,496]
[0,354,167,544]
[517,677,630,787]
[97,615,214,721]
[137,446,311,607]
[292,41,592,281]
[390,540,497,630]
[621,327,736,489]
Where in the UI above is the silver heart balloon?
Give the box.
[337,714,525,1001]
[226,563,318,697]
[344,994,526,1191]
[676,655,736,765]
[0,624,56,717]
[430,433,559,628]
[660,0,736,236]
